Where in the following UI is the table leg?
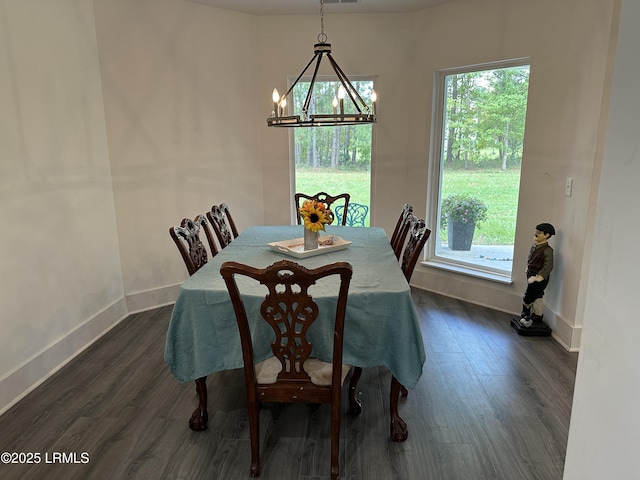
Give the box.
[390,375,408,442]
[188,376,208,431]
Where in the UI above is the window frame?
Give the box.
[424,58,531,284]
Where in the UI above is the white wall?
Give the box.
[563,0,640,477]
[0,0,124,412]
[408,0,616,350]
[93,0,265,309]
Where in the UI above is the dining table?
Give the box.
[164,224,426,441]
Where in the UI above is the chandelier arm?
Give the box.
[281,53,322,103]
[326,53,369,113]
[301,52,325,115]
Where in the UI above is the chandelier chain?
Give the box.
[318,0,327,44]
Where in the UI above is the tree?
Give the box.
[292,80,373,170]
[442,66,529,170]
[444,72,482,168]
[476,67,529,170]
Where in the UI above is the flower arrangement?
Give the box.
[299,199,334,232]
[440,194,488,228]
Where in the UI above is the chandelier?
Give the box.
[267,0,377,128]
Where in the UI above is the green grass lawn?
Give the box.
[296,169,371,204]
[296,168,372,226]
[441,169,521,245]
[295,167,521,244]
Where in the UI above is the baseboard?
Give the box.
[0,297,129,416]
[126,283,180,314]
[410,282,581,352]
[546,310,582,352]
[0,284,183,417]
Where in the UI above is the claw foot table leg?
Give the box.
[189,376,208,431]
[390,376,408,442]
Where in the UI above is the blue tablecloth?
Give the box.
[164,225,425,388]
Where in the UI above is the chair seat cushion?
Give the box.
[255,356,352,386]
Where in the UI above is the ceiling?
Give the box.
[183,0,453,15]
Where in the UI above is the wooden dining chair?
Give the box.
[206,204,234,249]
[220,259,362,480]
[390,203,414,259]
[169,217,209,276]
[394,215,431,400]
[220,203,239,238]
[173,213,219,432]
[401,214,431,283]
[294,191,350,226]
[194,214,220,260]
[334,202,369,227]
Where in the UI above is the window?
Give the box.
[426,60,530,281]
[290,78,374,226]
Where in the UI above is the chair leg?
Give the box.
[400,384,409,398]
[189,376,208,431]
[390,376,408,442]
[247,398,260,477]
[348,367,363,415]
[330,397,341,480]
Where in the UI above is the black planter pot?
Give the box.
[447,218,476,251]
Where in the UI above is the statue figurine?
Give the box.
[519,223,555,328]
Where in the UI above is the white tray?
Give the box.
[268,235,352,259]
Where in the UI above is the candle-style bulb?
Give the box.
[332,96,338,114]
[272,88,280,117]
[280,97,287,115]
[338,85,346,99]
[370,90,377,116]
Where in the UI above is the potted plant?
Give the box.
[440,194,488,251]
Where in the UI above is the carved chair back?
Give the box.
[207,204,234,249]
[401,215,431,282]
[220,203,239,238]
[194,214,219,260]
[169,217,209,276]
[294,192,351,226]
[390,203,414,259]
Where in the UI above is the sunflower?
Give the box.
[299,200,333,232]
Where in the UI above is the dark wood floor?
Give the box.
[0,288,578,480]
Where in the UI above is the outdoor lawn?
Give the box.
[296,168,372,227]
[440,169,521,245]
[296,167,521,244]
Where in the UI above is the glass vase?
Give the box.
[303,228,319,250]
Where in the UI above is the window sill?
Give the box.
[421,259,513,284]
